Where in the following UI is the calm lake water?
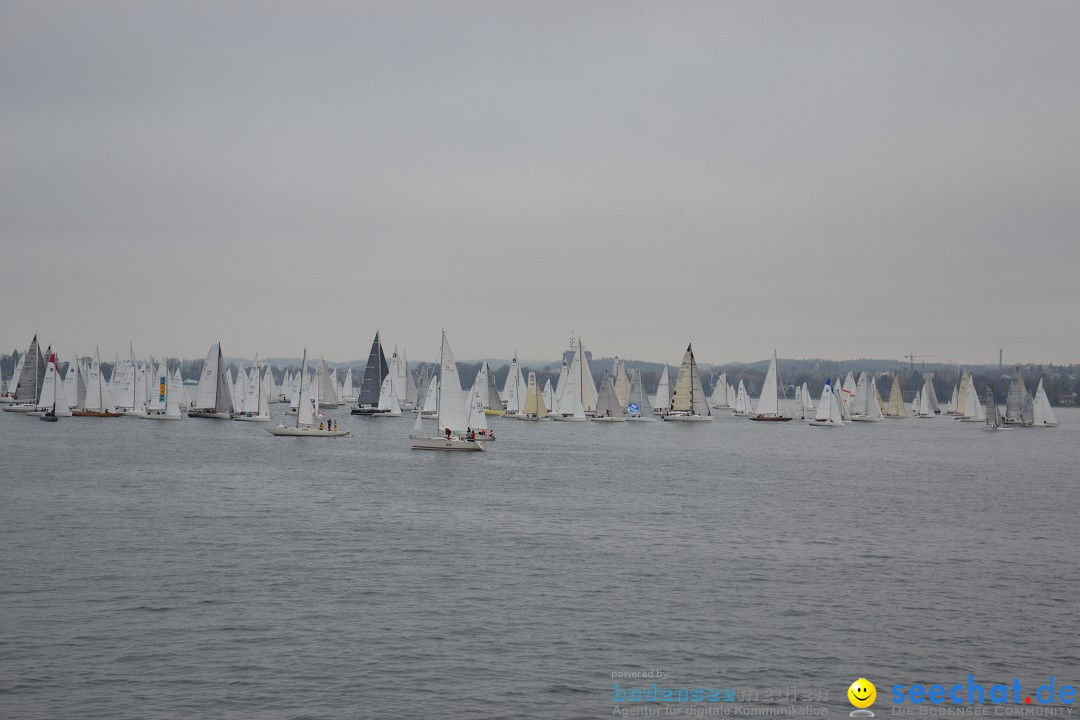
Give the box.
[2,407,1078,719]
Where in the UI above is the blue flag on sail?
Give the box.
[627,402,640,414]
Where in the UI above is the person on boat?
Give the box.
[319,422,325,430]
[467,429,476,440]
[445,427,452,439]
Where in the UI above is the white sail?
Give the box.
[542,379,556,414]
[557,350,587,419]
[64,357,80,409]
[753,351,784,418]
[613,361,630,408]
[985,385,1003,429]
[652,364,671,411]
[960,378,985,421]
[709,372,730,408]
[83,349,115,412]
[860,376,885,420]
[885,373,907,417]
[464,375,491,431]
[551,361,566,411]
[852,372,869,415]
[436,332,470,432]
[812,381,844,426]
[317,358,339,407]
[917,382,933,417]
[594,372,625,419]
[377,375,402,415]
[5,353,26,397]
[340,367,355,402]
[670,344,710,417]
[193,344,221,410]
[946,385,959,414]
[626,368,654,417]
[734,380,753,415]
[502,354,527,413]
[1033,378,1058,427]
[296,351,314,427]
[166,367,184,418]
[422,376,438,414]
[578,340,598,413]
[801,382,815,412]
[147,361,168,411]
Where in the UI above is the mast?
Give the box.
[295,350,307,429]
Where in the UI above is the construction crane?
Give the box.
[904,353,936,371]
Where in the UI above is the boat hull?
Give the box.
[662,414,712,422]
[2,404,37,413]
[232,414,270,422]
[749,415,792,422]
[72,410,123,417]
[138,413,182,421]
[410,435,486,451]
[39,414,59,422]
[808,420,843,428]
[266,425,350,437]
[351,407,390,415]
[626,415,658,422]
[591,416,626,422]
[188,410,231,419]
[550,414,587,422]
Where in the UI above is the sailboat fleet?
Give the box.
[3,331,1065,448]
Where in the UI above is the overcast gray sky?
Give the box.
[2,1,1078,366]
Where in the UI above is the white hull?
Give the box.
[232,413,271,422]
[371,412,402,418]
[138,412,182,421]
[808,420,843,428]
[266,425,350,437]
[410,435,487,451]
[591,416,626,422]
[514,414,547,421]
[2,404,37,413]
[29,409,72,417]
[0,397,17,404]
[188,410,232,419]
[550,414,587,422]
[849,415,882,422]
[626,415,658,422]
[662,414,712,422]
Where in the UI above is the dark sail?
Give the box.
[357,331,389,407]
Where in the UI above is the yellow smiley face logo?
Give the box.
[848,678,876,708]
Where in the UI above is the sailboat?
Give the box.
[944,384,959,415]
[2,350,26,403]
[750,351,791,421]
[233,357,272,421]
[800,382,815,412]
[542,379,556,415]
[915,378,935,418]
[339,367,357,403]
[709,372,732,409]
[501,353,527,415]
[984,385,1008,431]
[592,371,627,422]
[663,344,712,421]
[373,375,403,417]
[651,364,671,415]
[516,371,549,420]
[470,363,502,416]
[850,372,884,422]
[139,362,184,420]
[1003,365,1034,426]
[809,380,845,427]
[3,334,46,412]
[317,357,340,408]
[389,347,417,409]
[626,368,656,421]
[420,376,438,416]
[550,337,593,422]
[33,354,71,419]
[883,373,907,418]
[189,343,234,419]
[957,377,986,422]
[1032,378,1058,427]
[72,349,122,417]
[410,332,486,451]
[267,350,349,436]
[732,380,754,416]
[613,359,630,409]
[352,331,390,415]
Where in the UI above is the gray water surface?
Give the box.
[2,408,1078,719]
